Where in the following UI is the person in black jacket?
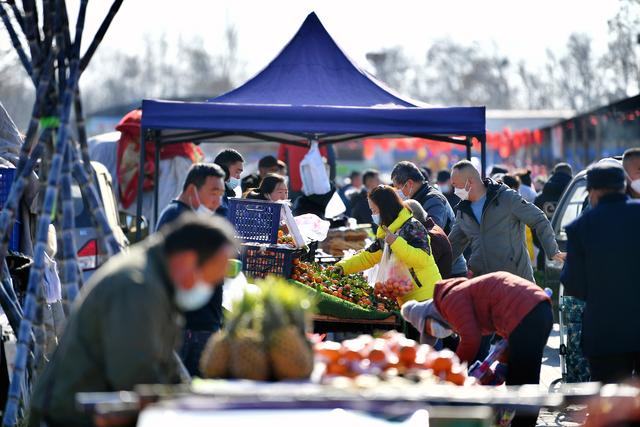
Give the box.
[391,161,467,277]
[214,149,245,218]
[561,161,640,383]
[350,169,380,230]
[533,163,572,269]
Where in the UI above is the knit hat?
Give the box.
[401,299,451,345]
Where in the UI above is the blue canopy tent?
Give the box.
[138,12,486,234]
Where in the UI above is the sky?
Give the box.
[48,0,622,77]
[0,0,608,77]
[0,0,624,85]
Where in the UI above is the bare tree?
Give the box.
[599,0,640,101]
[366,46,411,94]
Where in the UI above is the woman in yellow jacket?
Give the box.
[335,185,441,304]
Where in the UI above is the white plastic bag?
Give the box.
[294,213,331,243]
[299,140,331,196]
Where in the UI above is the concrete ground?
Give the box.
[537,324,586,426]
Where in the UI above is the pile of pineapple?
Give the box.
[199,277,316,381]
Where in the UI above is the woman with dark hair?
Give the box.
[335,185,441,303]
[244,174,289,202]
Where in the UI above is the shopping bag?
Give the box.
[372,243,414,301]
[299,140,331,196]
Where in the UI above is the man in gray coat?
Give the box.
[448,160,565,282]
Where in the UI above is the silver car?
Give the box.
[70,161,128,282]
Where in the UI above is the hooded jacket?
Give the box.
[433,272,550,362]
[448,179,559,282]
[337,208,441,303]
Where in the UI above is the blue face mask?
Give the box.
[371,214,380,225]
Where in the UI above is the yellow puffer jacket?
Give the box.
[337,208,442,303]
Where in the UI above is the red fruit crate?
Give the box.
[241,243,304,279]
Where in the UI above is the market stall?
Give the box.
[137,12,486,231]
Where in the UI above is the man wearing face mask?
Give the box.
[391,161,467,278]
[449,160,564,283]
[214,149,245,218]
[561,162,640,384]
[29,215,237,427]
[155,163,227,377]
[623,147,640,199]
[156,163,226,230]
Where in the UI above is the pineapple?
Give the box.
[262,281,315,380]
[269,325,314,380]
[199,331,231,378]
[230,329,270,380]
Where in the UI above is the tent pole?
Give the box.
[153,132,161,229]
[465,137,472,160]
[480,134,487,179]
[135,127,146,242]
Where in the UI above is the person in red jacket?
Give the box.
[402,271,553,427]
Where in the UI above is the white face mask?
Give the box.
[426,317,453,339]
[631,179,640,195]
[454,180,470,201]
[228,176,241,189]
[175,279,214,311]
[396,189,408,201]
[193,190,214,216]
[371,214,380,225]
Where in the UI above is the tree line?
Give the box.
[1,1,639,130]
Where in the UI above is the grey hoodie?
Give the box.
[448,179,558,282]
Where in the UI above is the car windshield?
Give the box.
[559,180,588,232]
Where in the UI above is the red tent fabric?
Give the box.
[116,109,203,209]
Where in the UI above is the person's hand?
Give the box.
[381,226,398,245]
[553,252,567,262]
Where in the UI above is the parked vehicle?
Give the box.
[70,161,128,282]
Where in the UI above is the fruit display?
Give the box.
[291,260,385,311]
[200,277,315,381]
[277,229,296,247]
[374,278,414,302]
[314,331,470,386]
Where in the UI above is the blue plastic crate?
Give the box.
[0,168,21,252]
[0,167,16,206]
[228,199,281,244]
[241,243,303,279]
[9,220,20,252]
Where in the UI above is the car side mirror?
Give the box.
[119,211,149,243]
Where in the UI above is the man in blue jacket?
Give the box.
[561,161,640,384]
[156,163,228,376]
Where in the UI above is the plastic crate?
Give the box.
[0,168,16,206]
[228,199,281,244]
[0,168,20,252]
[241,243,303,279]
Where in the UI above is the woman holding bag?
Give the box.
[334,185,442,303]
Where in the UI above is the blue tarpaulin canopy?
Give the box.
[137,12,487,232]
[140,12,486,145]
